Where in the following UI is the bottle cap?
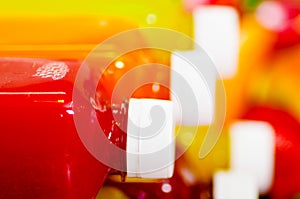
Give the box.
[126,98,175,178]
[213,170,259,199]
[170,50,216,125]
[194,5,240,79]
[229,121,275,194]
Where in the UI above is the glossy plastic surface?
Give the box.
[0,58,115,198]
[0,43,171,197]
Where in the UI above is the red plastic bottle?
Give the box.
[0,55,159,198]
[0,46,173,198]
[0,58,115,199]
[243,105,300,199]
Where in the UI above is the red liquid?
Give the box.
[243,105,300,198]
[0,58,118,198]
[0,49,171,198]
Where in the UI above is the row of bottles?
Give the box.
[0,0,300,198]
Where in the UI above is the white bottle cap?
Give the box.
[194,6,240,79]
[229,121,275,194]
[213,171,259,199]
[170,50,216,126]
[126,98,175,179]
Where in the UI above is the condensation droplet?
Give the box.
[33,62,69,80]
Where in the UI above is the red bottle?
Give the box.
[243,105,300,199]
[0,55,174,198]
[0,58,111,199]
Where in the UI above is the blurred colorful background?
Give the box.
[1,0,300,198]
